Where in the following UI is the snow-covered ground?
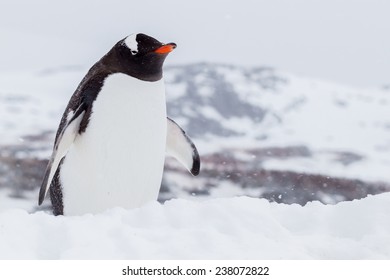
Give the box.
[1,192,389,259]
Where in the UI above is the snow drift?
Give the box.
[1,193,389,260]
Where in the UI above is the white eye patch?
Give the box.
[124,34,139,55]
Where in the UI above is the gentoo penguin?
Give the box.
[38,33,200,216]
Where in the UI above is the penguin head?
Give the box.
[124,33,176,56]
[104,33,176,82]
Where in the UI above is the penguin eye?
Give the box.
[131,50,138,55]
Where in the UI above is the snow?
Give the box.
[0,193,389,259]
[225,70,390,155]
[184,68,390,182]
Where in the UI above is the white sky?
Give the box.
[1,0,389,87]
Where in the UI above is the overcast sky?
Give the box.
[1,0,389,87]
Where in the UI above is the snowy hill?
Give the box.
[1,63,390,211]
[164,64,390,204]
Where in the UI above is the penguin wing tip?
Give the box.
[38,166,53,206]
[190,157,201,176]
[191,169,200,176]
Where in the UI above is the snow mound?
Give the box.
[1,194,389,259]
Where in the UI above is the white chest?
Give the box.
[60,73,167,215]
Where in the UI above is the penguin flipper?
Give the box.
[38,105,86,205]
[166,117,200,176]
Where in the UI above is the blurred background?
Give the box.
[1,0,390,212]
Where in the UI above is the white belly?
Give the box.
[60,73,167,215]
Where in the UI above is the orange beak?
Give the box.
[154,43,177,54]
